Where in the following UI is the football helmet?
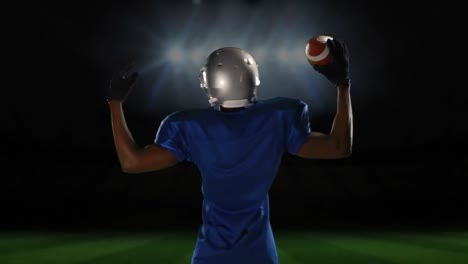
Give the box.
[199,47,260,110]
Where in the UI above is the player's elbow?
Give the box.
[121,160,151,174]
[329,128,353,159]
[120,157,143,174]
[333,139,352,159]
[121,163,138,173]
[121,164,139,174]
[337,147,352,158]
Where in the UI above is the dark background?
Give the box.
[1,0,466,232]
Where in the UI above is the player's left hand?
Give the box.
[107,63,139,102]
[313,38,350,87]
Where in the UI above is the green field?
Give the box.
[1,231,468,264]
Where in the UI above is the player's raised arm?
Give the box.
[296,38,353,159]
[107,64,178,173]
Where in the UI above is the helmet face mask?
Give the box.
[200,47,260,110]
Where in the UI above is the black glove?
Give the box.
[107,63,139,102]
[313,38,350,86]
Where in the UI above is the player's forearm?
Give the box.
[329,84,353,156]
[109,100,142,171]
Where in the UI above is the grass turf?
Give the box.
[0,231,467,264]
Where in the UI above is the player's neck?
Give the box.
[220,106,246,112]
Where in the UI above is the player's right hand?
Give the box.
[107,63,139,102]
[313,38,350,86]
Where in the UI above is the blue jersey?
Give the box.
[154,97,311,264]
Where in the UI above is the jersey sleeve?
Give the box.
[154,114,188,162]
[285,101,311,154]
